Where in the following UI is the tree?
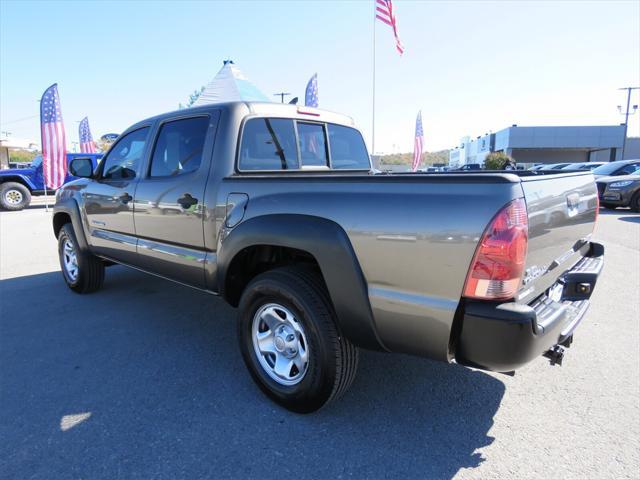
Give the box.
[95,138,115,153]
[484,151,515,170]
[179,86,205,109]
[8,149,39,163]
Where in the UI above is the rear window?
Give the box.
[239,118,299,171]
[328,124,370,170]
[239,118,370,171]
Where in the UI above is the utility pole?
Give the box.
[618,86,639,159]
[273,92,291,103]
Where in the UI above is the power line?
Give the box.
[0,114,39,126]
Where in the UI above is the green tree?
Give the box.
[484,151,514,170]
[179,86,205,109]
[8,149,39,163]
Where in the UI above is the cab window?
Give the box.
[100,127,149,180]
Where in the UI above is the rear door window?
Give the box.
[297,122,328,168]
[239,118,299,171]
[149,116,209,177]
[327,124,370,170]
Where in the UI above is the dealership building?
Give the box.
[448,124,634,168]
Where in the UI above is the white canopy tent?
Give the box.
[193,60,269,106]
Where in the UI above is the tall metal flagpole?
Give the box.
[372,0,376,158]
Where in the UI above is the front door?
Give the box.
[83,126,150,264]
[133,114,218,288]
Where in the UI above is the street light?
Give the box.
[618,86,640,159]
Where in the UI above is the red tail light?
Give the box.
[594,193,599,226]
[463,198,529,300]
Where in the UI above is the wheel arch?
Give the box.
[218,214,386,351]
[0,176,35,191]
[52,198,90,251]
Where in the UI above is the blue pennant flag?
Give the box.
[305,73,318,108]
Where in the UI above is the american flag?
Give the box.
[412,111,423,172]
[40,84,67,189]
[376,0,404,55]
[79,117,97,153]
[305,73,318,107]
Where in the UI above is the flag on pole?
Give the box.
[412,111,424,172]
[375,0,404,55]
[79,117,97,153]
[305,73,318,107]
[40,83,68,189]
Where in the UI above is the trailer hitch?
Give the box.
[543,345,565,366]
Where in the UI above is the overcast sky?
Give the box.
[1,0,639,154]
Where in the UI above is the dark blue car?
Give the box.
[0,152,102,210]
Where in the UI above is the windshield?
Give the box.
[592,162,624,175]
[30,156,42,167]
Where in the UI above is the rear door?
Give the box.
[83,127,150,264]
[133,113,219,288]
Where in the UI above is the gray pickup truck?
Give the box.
[53,102,604,412]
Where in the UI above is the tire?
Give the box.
[0,182,31,211]
[601,203,617,210]
[237,267,359,413]
[630,192,640,213]
[58,223,105,293]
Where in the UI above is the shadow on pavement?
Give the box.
[618,215,640,223]
[0,267,505,479]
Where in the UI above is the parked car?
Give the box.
[0,153,102,210]
[596,168,640,211]
[528,164,545,171]
[560,162,606,171]
[456,163,481,171]
[539,163,573,170]
[53,102,604,412]
[592,159,640,179]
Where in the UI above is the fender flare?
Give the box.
[0,174,37,191]
[52,198,90,251]
[217,214,386,351]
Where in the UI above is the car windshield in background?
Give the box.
[30,156,42,167]
[592,162,624,175]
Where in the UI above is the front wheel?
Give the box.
[237,267,359,413]
[0,182,31,211]
[58,223,105,293]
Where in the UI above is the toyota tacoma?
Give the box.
[52,102,604,412]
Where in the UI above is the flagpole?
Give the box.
[38,97,49,212]
[372,0,376,158]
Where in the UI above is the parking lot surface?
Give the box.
[1,205,638,479]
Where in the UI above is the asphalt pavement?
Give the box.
[1,205,638,479]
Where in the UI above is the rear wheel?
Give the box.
[631,192,640,213]
[237,267,359,413]
[0,182,31,211]
[58,223,105,293]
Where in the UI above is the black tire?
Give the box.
[237,267,359,413]
[630,192,640,213]
[58,223,105,293]
[0,182,31,211]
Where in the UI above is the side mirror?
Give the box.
[69,158,94,178]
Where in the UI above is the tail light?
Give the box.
[463,198,529,300]
[594,193,599,226]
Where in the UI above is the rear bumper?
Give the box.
[455,242,604,372]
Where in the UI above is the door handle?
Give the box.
[177,193,198,209]
[119,193,133,204]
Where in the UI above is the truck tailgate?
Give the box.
[517,172,598,304]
